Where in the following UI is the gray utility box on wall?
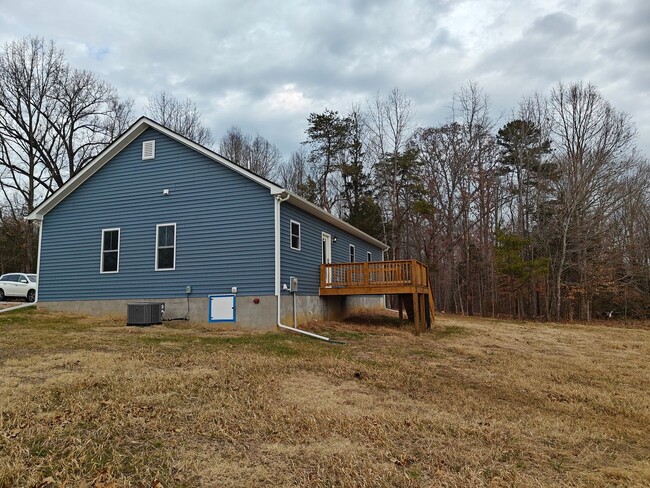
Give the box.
[289,276,298,292]
[127,302,164,326]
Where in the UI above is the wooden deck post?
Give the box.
[412,292,420,336]
[398,295,403,326]
[419,293,427,334]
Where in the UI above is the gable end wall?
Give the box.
[38,128,275,301]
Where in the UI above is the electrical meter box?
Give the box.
[289,276,298,292]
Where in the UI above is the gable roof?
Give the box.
[27,117,388,250]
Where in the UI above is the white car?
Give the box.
[0,273,38,302]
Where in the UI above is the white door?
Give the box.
[209,295,236,322]
[322,232,332,286]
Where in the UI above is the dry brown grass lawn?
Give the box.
[0,308,648,487]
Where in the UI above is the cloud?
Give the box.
[0,0,648,157]
[529,12,577,38]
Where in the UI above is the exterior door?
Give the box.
[322,232,332,286]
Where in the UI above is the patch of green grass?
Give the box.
[0,306,39,323]
[430,325,467,339]
[0,307,98,333]
[137,330,335,358]
[328,331,368,341]
[215,334,303,357]
[28,437,53,458]
[408,349,442,359]
[406,467,422,479]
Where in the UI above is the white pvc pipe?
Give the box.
[274,191,332,343]
[0,302,37,314]
[277,323,332,341]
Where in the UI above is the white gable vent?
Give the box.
[142,140,156,160]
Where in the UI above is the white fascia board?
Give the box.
[27,117,283,221]
[272,191,389,250]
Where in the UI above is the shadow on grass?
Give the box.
[344,312,404,328]
[299,311,469,343]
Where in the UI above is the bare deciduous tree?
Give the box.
[549,82,637,320]
[0,36,133,271]
[219,126,282,180]
[366,88,415,258]
[146,91,214,147]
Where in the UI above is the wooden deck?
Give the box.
[319,259,435,334]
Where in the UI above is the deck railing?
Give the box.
[320,259,429,290]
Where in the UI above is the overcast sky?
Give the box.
[1,0,648,158]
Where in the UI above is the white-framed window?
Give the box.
[142,140,155,160]
[367,251,373,262]
[290,220,301,250]
[156,223,176,271]
[101,228,120,273]
[349,244,356,263]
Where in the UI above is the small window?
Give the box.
[367,251,373,262]
[349,244,355,263]
[101,228,120,273]
[156,223,176,271]
[142,140,156,160]
[290,220,301,250]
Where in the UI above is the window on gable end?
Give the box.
[101,228,120,273]
[349,244,355,263]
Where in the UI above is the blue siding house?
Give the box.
[27,117,388,329]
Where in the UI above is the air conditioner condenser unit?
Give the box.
[127,302,164,326]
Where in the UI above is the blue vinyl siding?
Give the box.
[39,128,275,301]
[280,202,384,295]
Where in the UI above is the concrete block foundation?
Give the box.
[38,294,385,330]
[279,294,384,327]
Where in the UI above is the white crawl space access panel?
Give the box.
[208,294,236,322]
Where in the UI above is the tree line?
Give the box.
[288,85,649,320]
[1,36,648,319]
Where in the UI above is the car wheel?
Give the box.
[0,289,4,301]
[26,289,35,302]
